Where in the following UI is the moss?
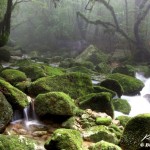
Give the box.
[78,92,114,118]
[0,33,9,47]
[108,73,144,95]
[112,98,131,115]
[95,62,111,74]
[116,116,131,127]
[120,114,150,150]
[89,140,122,150]
[44,129,83,150]
[0,79,29,109]
[20,63,64,81]
[93,86,116,97]
[28,72,93,99]
[83,125,119,144]
[96,116,112,126]
[0,92,13,133]
[0,69,27,85]
[99,79,124,98]
[13,59,33,67]
[15,81,31,93]
[0,135,34,150]
[35,92,79,117]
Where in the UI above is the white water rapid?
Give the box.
[115,72,150,117]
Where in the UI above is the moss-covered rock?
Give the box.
[0,135,34,150]
[89,140,122,150]
[15,81,31,93]
[112,98,131,115]
[83,125,119,144]
[0,92,13,133]
[35,92,79,117]
[116,115,131,127]
[44,128,83,150]
[20,63,64,81]
[78,92,114,118]
[99,79,124,97]
[28,72,93,99]
[120,114,150,150]
[95,62,111,74]
[108,73,144,95]
[96,116,112,126]
[0,47,10,62]
[112,65,135,77]
[0,79,29,109]
[0,69,27,85]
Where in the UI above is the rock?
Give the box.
[20,63,64,81]
[83,125,119,144]
[0,135,35,150]
[32,131,47,137]
[112,98,131,115]
[0,69,27,85]
[0,47,10,62]
[89,140,122,150]
[44,128,83,150]
[15,81,31,93]
[35,92,79,117]
[115,116,131,127]
[28,72,93,99]
[78,92,114,118]
[112,65,135,77]
[0,92,13,133]
[0,79,29,109]
[120,114,150,150]
[96,116,112,126]
[99,79,124,97]
[95,62,111,74]
[108,73,144,95]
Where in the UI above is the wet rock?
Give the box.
[32,131,47,137]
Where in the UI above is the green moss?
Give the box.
[120,114,150,150]
[96,116,112,126]
[83,125,119,144]
[78,92,114,118]
[44,129,83,150]
[0,135,34,150]
[0,69,27,85]
[89,140,122,150]
[116,115,131,127]
[95,62,111,74]
[0,33,9,47]
[15,81,31,93]
[112,98,131,115]
[99,79,124,97]
[0,79,29,109]
[108,73,144,95]
[29,72,93,99]
[35,92,79,117]
[0,92,13,133]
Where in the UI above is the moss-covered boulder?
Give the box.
[44,129,83,150]
[112,65,135,77]
[78,92,114,118]
[89,140,122,150]
[83,125,119,144]
[99,79,124,97]
[116,116,131,127]
[120,114,150,150]
[15,81,31,93]
[96,116,112,126]
[0,135,34,150]
[0,79,29,109]
[0,69,27,85]
[108,73,144,95]
[20,63,64,81]
[35,92,79,117]
[0,92,13,133]
[112,98,131,115]
[28,72,93,99]
[0,47,10,62]
[95,62,111,74]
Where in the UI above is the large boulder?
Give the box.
[0,92,13,133]
[0,135,34,150]
[35,92,79,117]
[108,73,144,95]
[120,114,150,150]
[28,72,93,99]
[112,98,131,115]
[89,140,122,150]
[44,129,83,150]
[0,69,27,85]
[0,79,29,109]
[78,92,114,118]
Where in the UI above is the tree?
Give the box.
[77,0,150,62]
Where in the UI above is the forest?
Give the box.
[0,0,150,150]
